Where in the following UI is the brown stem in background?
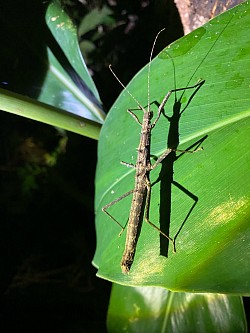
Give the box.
[174,0,243,34]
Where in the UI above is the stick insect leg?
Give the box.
[150,136,205,171]
[127,108,143,125]
[152,80,205,127]
[102,190,134,235]
[121,161,135,168]
[151,148,173,170]
[144,179,176,253]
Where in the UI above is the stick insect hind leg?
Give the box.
[102,189,134,236]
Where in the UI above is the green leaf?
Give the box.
[0,1,104,139]
[0,88,101,140]
[107,285,247,333]
[94,2,250,292]
[45,0,105,123]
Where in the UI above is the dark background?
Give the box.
[0,0,248,332]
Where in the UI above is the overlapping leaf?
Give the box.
[107,285,247,333]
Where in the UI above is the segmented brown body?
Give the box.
[120,108,152,274]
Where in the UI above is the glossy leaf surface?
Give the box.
[107,285,247,333]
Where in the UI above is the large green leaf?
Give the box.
[94,2,250,292]
[107,285,247,333]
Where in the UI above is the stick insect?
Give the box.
[102,30,204,274]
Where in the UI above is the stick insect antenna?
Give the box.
[147,28,165,110]
[109,28,165,112]
[109,65,142,108]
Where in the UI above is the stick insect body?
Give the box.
[102,30,203,274]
